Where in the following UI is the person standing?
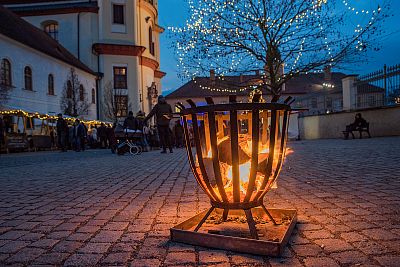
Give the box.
[56,113,68,152]
[144,95,173,153]
[107,123,117,154]
[80,121,87,151]
[174,120,184,148]
[73,119,85,152]
[98,123,108,148]
[123,111,137,132]
[90,125,98,147]
[136,110,149,151]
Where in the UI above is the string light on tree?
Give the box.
[169,0,387,100]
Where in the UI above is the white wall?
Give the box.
[299,106,400,139]
[22,12,99,70]
[18,1,165,121]
[0,34,97,119]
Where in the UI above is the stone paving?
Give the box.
[0,137,399,267]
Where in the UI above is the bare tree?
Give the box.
[60,68,89,117]
[102,81,129,122]
[171,0,388,102]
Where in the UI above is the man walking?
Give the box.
[56,113,68,152]
[145,95,173,153]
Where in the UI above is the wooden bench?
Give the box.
[342,123,371,139]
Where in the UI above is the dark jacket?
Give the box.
[73,123,86,138]
[174,123,184,138]
[107,127,117,147]
[97,125,106,138]
[145,103,173,126]
[123,115,137,130]
[354,117,367,128]
[136,114,146,131]
[56,118,68,134]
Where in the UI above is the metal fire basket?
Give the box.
[174,95,293,242]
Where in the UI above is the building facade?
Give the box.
[1,0,165,120]
[166,68,385,127]
[0,5,97,119]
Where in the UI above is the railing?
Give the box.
[356,64,400,106]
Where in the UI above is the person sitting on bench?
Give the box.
[343,113,370,139]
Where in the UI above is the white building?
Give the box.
[0,5,97,119]
[1,0,166,120]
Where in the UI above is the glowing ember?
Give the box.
[197,134,294,202]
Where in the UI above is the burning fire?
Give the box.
[197,134,293,202]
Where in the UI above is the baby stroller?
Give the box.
[115,125,142,155]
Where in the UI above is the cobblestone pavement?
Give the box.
[0,137,399,267]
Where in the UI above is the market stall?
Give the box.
[0,109,111,153]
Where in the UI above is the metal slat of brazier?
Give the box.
[261,110,289,200]
[175,97,293,246]
[208,112,229,203]
[194,114,220,202]
[182,115,211,199]
[244,109,259,203]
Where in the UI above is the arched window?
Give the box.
[91,88,96,104]
[43,22,59,41]
[48,74,54,95]
[0,59,11,86]
[79,85,84,101]
[24,66,32,91]
[149,27,155,55]
[67,80,72,99]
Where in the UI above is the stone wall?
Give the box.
[298,106,400,139]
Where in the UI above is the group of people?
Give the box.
[122,95,185,153]
[54,95,185,154]
[56,114,116,152]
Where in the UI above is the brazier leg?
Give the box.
[194,207,215,232]
[261,204,277,225]
[244,209,259,240]
[222,209,229,221]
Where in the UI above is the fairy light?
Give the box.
[0,109,112,126]
[169,0,383,94]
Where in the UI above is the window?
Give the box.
[113,67,127,89]
[67,81,72,99]
[113,4,124,24]
[79,85,84,101]
[149,27,155,55]
[311,97,317,109]
[48,74,54,95]
[0,59,11,86]
[91,88,96,104]
[115,95,128,117]
[44,22,58,41]
[24,66,32,90]
[326,97,332,109]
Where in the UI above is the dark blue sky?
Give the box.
[158,0,400,94]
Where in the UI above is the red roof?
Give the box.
[0,5,95,75]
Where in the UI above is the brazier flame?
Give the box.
[176,96,292,240]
